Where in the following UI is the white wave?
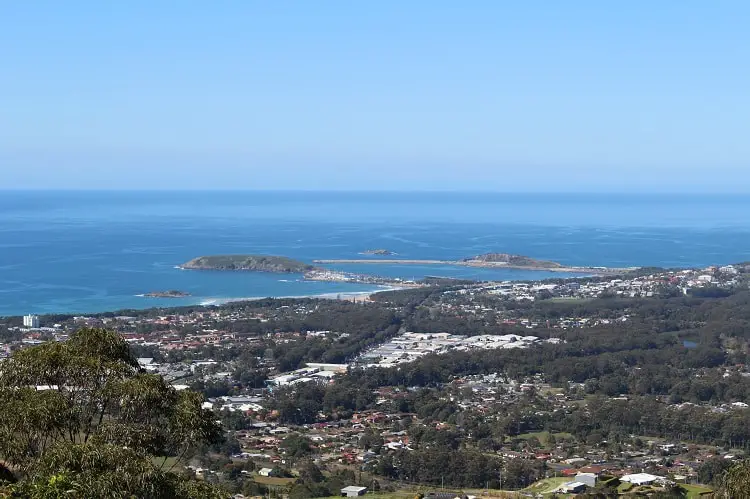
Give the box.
[194,287,388,306]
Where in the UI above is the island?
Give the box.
[180,255,317,273]
[181,254,425,287]
[461,253,564,269]
[144,290,191,298]
[359,249,396,256]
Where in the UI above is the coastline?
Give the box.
[196,286,401,306]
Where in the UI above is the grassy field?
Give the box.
[514,431,574,446]
[151,456,180,470]
[679,483,713,498]
[251,474,296,486]
[310,481,711,499]
[318,493,418,499]
[616,482,633,493]
[522,476,570,495]
[538,386,565,396]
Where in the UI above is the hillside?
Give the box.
[181,255,316,273]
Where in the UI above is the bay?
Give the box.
[1,190,749,316]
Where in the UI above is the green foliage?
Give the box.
[373,448,503,488]
[270,377,376,424]
[696,456,733,486]
[718,459,750,497]
[183,254,314,273]
[281,434,314,458]
[9,443,226,499]
[0,328,227,498]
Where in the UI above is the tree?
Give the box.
[281,434,314,458]
[0,328,226,498]
[717,459,750,498]
[696,456,733,486]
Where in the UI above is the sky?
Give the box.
[1,1,749,192]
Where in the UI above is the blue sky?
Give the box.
[1,1,749,191]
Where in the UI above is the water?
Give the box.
[1,191,750,317]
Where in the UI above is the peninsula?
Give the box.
[181,255,316,273]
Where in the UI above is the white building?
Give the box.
[621,473,662,486]
[23,315,40,328]
[258,468,276,477]
[341,486,368,497]
[720,265,739,275]
[575,472,598,487]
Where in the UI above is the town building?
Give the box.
[575,472,598,487]
[23,314,40,328]
[341,486,368,497]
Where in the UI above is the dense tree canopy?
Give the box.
[0,328,226,498]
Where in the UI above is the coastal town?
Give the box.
[5,1,748,496]
[1,262,749,497]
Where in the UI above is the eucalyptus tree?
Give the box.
[718,459,750,498]
[0,328,226,498]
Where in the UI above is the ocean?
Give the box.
[1,191,750,317]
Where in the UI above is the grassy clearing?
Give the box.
[318,494,417,499]
[251,474,296,486]
[538,386,565,396]
[522,476,570,495]
[151,456,181,470]
[617,482,633,493]
[679,484,713,498]
[514,431,574,446]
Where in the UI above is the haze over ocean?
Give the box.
[0,191,748,316]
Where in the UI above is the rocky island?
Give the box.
[461,253,564,269]
[181,255,316,273]
[359,249,396,256]
[144,290,191,298]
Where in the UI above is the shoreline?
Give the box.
[195,286,401,306]
[2,287,395,319]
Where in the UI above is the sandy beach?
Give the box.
[197,286,404,307]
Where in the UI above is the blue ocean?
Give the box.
[1,191,750,317]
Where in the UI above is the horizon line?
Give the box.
[1,188,750,196]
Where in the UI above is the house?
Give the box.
[258,468,277,477]
[341,486,368,497]
[621,473,661,486]
[575,472,598,487]
[557,481,587,494]
[426,493,467,499]
[564,457,588,466]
